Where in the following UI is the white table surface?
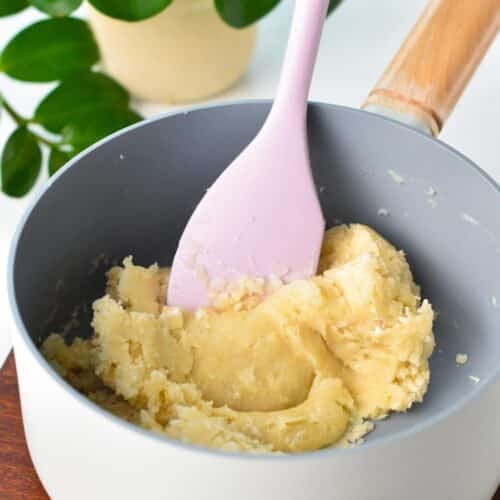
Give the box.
[0,0,499,368]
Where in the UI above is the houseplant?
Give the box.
[0,1,142,197]
[0,0,342,198]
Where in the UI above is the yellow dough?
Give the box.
[42,224,435,453]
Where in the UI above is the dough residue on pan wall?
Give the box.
[42,224,435,453]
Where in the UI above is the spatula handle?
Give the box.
[269,0,330,123]
[363,0,499,136]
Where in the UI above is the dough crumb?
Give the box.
[388,170,405,184]
[461,213,479,225]
[456,353,468,365]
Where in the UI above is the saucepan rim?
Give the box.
[8,100,500,462]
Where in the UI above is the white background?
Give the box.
[0,0,499,368]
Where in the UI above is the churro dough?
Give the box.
[42,224,435,453]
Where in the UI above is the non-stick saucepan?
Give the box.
[7,1,500,499]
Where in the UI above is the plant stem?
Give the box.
[2,97,60,148]
[2,97,28,126]
[30,130,59,148]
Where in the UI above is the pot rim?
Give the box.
[8,99,500,462]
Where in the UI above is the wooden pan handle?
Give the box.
[363,0,499,136]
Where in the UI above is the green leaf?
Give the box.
[327,0,342,15]
[0,0,28,17]
[48,148,72,175]
[1,127,42,197]
[29,0,82,16]
[62,108,142,152]
[214,0,280,28]
[88,0,172,21]
[34,72,129,133]
[0,18,99,82]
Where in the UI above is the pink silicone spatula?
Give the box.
[168,0,329,309]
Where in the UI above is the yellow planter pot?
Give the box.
[87,0,257,104]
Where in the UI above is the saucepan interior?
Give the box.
[10,101,500,448]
